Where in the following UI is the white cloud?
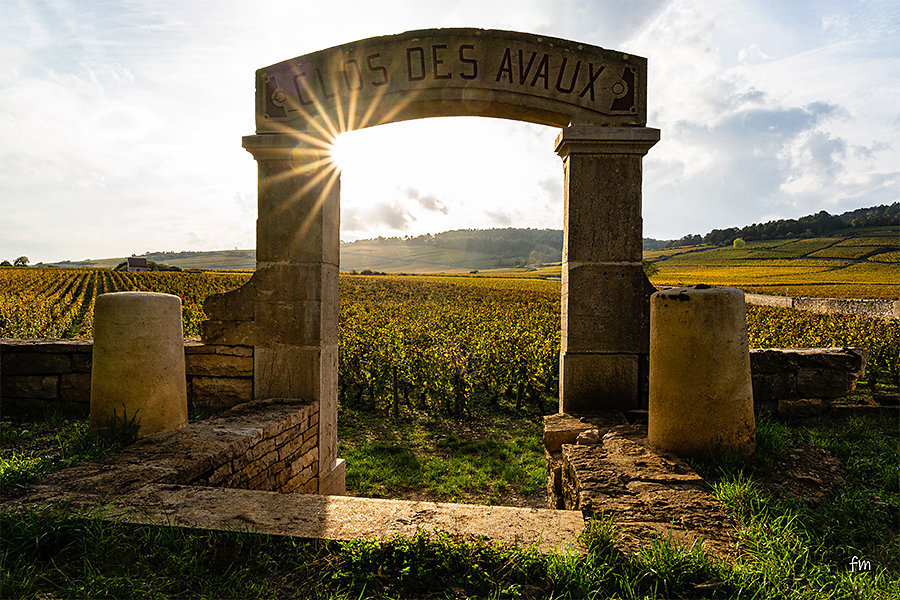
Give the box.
[738,43,772,64]
[403,187,449,214]
[1,0,897,261]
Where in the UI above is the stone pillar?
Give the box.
[242,133,344,495]
[556,126,660,413]
[91,292,187,438]
[648,286,756,455]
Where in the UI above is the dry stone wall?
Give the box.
[542,412,737,557]
[0,338,253,415]
[745,294,899,320]
[750,347,867,416]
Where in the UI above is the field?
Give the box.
[2,266,899,598]
[2,267,898,396]
[646,228,899,298]
[0,268,248,338]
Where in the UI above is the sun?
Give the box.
[327,131,359,174]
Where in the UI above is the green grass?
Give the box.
[0,502,762,599]
[692,414,900,599]
[2,408,897,597]
[0,408,136,492]
[338,407,548,505]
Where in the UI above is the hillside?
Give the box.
[646,226,899,298]
[37,205,897,277]
[43,229,573,273]
[47,250,257,271]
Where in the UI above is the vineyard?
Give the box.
[0,268,248,339]
[646,228,900,298]
[1,267,898,413]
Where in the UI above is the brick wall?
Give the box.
[1,338,253,415]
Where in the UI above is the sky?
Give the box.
[1,0,898,264]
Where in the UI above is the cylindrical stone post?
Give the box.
[91,292,188,438]
[648,286,756,455]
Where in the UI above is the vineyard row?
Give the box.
[2,268,897,415]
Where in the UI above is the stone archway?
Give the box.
[202,29,659,495]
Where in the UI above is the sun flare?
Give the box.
[327,132,354,174]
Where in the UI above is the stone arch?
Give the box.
[202,29,659,495]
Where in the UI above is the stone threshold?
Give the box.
[10,484,586,555]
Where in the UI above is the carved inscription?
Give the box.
[257,29,646,131]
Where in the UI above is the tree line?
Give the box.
[662,203,898,249]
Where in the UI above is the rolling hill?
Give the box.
[37,205,897,280]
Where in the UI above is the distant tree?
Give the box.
[663,233,702,249]
[13,256,28,266]
[0,260,10,267]
[732,238,746,249]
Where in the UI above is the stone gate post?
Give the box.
[556,126,659,413]
[241,133,344,495]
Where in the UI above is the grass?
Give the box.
[691,414,900,599]
[338,406,549,505]
[0,408,136,492]
[2,407,898,598]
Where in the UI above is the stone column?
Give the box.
[242,133,344,495]
[555,126,659,413]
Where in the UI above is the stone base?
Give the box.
[559,353,642,412]
[320,458,346,495]
[543,412,628,452]
[543,412,738,558]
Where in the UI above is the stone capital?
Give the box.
[242,133,334,162]
[555,126,660,157]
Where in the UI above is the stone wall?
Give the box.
[5,398,321,500]
[0,338,253,415]
[745,294,899,320]
[750,347,867,415]
[194,398,321,494]
[744,294,793,309]
[2,341,867,418]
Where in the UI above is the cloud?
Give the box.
[538,176,562,201]
[738,43,772,64]
[371,201,415,230]
[403,186,448,214]
[485,210,513,226]
[544,0,669,48]
[645,97,900,237]
[2,0,898,259]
